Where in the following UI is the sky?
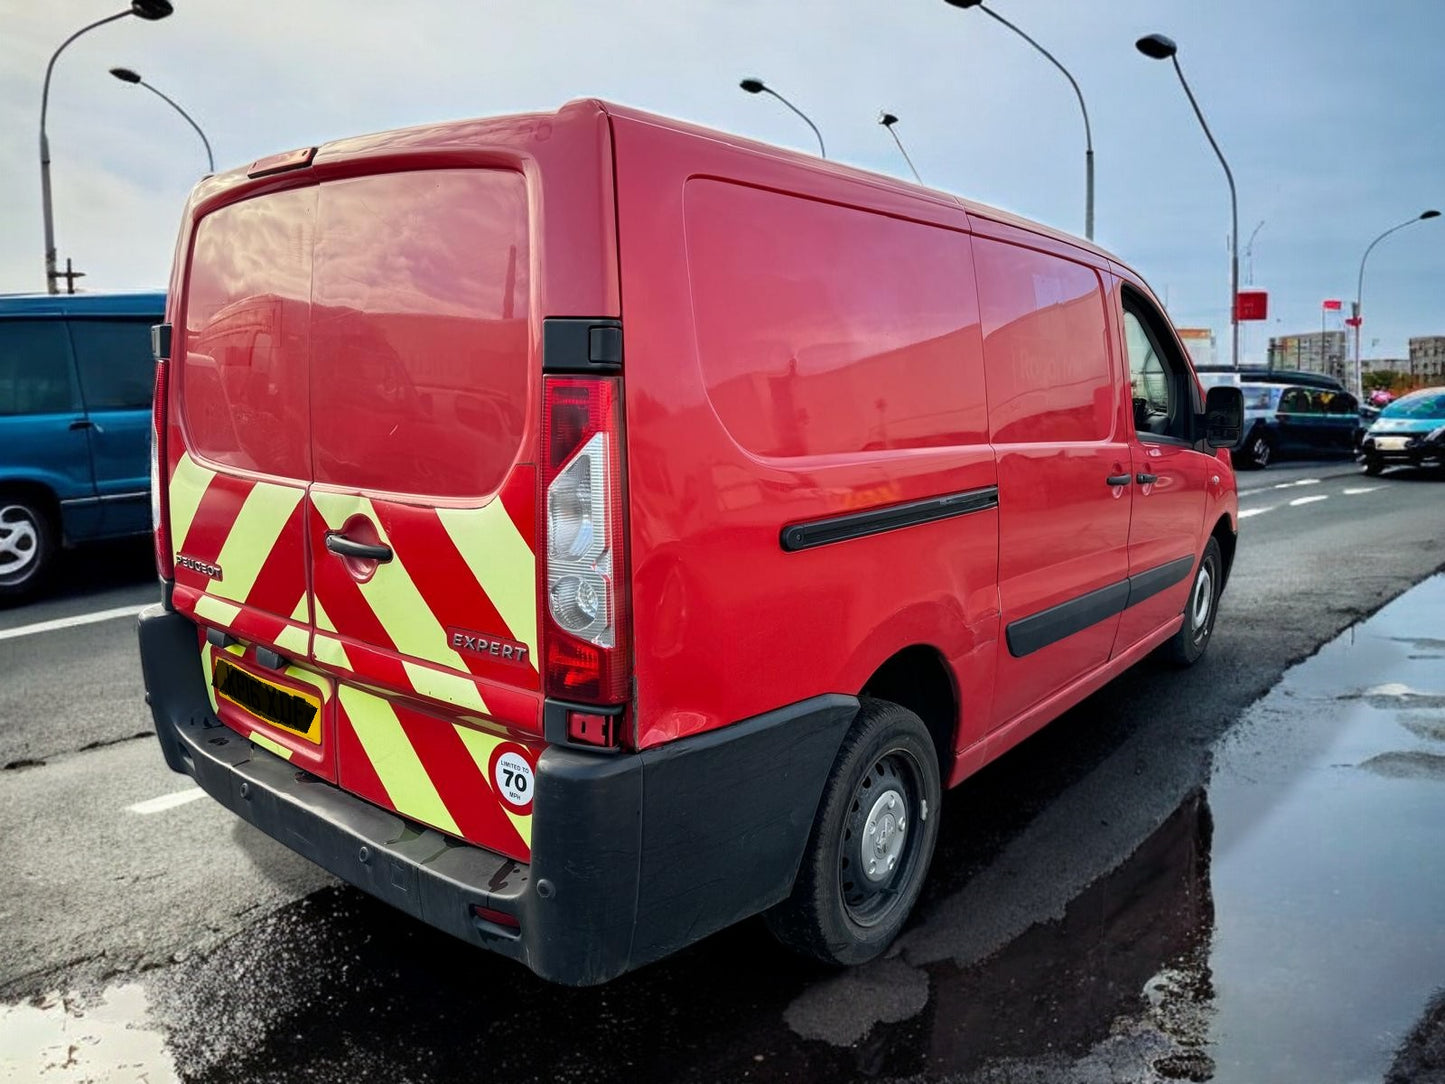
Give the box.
[3,0,1442,364]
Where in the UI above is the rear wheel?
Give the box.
[764,698,941,966]
[0,495,57,603]
[1161,537,1223,667]
[1362,456,1384,476]
[1244,430,1274,469]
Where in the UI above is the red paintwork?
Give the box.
[160,99,1237,852]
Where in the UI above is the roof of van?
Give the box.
[0,291,166,318]
[590,100,1118,265]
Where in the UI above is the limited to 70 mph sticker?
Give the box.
[493,749,535,810]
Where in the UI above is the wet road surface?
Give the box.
[2,467,1444,1082]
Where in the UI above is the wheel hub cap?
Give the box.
[862,788,907,883]
[1192,566,1213,629]
[0,506,40,577]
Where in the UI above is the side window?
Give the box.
[0,320,78,416]
[1279,388,1312,414]
[1122,294,1191,443]
[69,319,156,410]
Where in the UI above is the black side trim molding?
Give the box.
[781,485,998,552]
[1007,580,1131,658]
[1006,553,1199,658]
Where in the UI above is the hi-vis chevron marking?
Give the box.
[210,483,303,604]
[312,491,494,713]
[436,503,538,672]
[340,684,462,837]
[168,454,217,558]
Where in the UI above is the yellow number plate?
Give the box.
[212,658,322,744]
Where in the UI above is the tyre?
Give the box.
[0,494,57,603]
[1362,456,1384,476]
[764,697,941,966]
[1160,537,1223,667]
[1244,430,1274,469]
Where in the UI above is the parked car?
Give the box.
[1234,382,1361,468]
[0,291,165,600]
[138,100,1245,985]
[1358,387,1445,474]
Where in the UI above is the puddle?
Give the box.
[0,983,177,1083]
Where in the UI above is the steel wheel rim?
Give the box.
[838,748,924,927]
[1253,437,1270,466]
[1190,561,1214,642]
[0,505,40,582]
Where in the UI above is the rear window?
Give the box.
[184,186,316,478]
[310,170,530,497]
[0,320,77,416]
[684,179,987,458]
[974,239,1114,443]
[70,319,155,410]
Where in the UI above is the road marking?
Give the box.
[1239,507,1273,518]
[1273,478,1321,489]
[0,603,149,642]
[1343,486,1382,495]
[1289,495,1329,507]
[127,788,207,815]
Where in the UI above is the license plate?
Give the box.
[212,658,322,743]
[1375,437,1409,451]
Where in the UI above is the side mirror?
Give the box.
[1203,385,1245,449]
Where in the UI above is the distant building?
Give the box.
[1409,337,1445,384]
[1361,358,1409,377]
[1175,327,1216,369]
[1267,331,1349,383]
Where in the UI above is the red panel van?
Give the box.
[138,100,1245,985]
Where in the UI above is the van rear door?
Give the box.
[304,169,543,859]
[174,185,323,774]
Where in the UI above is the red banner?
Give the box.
[1344,316,1362,328]
[1322,298,1342,311]
[1236,290,1268,321]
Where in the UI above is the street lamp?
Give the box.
[1137,33,1239,370]
[40,0,174,293]
[110,67,213,173]
[739,78,826,158]
[943,0,1094,241]
[878,113,922,184]
[1352,209,1440,398]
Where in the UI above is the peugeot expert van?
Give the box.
[138,100,1245,985]
[1,291,165,600]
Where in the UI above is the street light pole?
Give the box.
[944,0,1093,241]
[878,113,922,184]
[39,1,173,293]
[1353,209,1440,399]
[739,78,825,158]
[110,68,213,173]
[1137,34,1239,370]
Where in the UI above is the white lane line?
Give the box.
[127,788,207,815]
[1343,486,1382,495]
[1239,507,1273,518]
[1273,478,1321,489]
[0,603,149,642]
[1289,495,1329,507]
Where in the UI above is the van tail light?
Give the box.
[150,356,173,581]
[541,376,630,708]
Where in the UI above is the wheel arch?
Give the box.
[1210,513,1237,592]
[859,644,959,782]
[0,479,62,537]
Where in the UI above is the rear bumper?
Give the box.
[137,605,856,985]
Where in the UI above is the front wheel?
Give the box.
[764,698,941,966]
[0,495,57,603]
[1362,456,1384,476]
[1161,537,1223,667]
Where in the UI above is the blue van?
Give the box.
[0,291,165,600]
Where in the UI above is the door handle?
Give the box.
[325,533,393,563]
[1106,474,1132,487]
[1136,472,1158,485]
[68,418,93,430]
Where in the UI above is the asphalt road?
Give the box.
[1,457,1442,1082]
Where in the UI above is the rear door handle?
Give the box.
[325,533,393,563]
[1136,473,1158,485]
[1106,474,1132,486]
